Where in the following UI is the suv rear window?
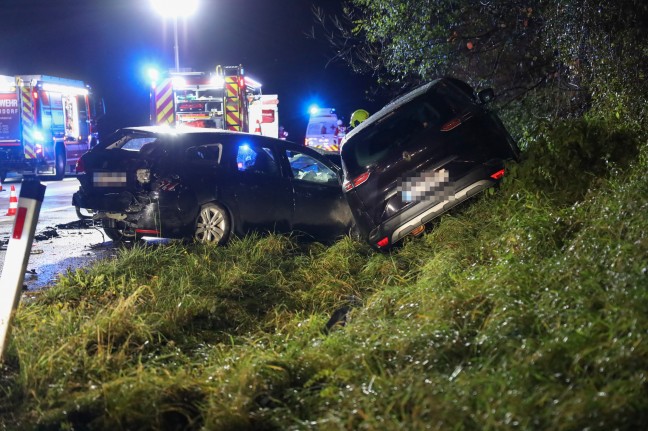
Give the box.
[341,82,475,176]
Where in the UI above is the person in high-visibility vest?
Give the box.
[350,109,370,129]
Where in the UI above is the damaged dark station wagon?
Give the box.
[340,77,520,250]
[72,127,354,244]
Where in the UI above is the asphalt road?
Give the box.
[0,176,114,291]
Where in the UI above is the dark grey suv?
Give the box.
[340,77,520,250]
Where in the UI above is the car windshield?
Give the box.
[341,86,459,176]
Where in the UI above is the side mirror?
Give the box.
[478,88,495,104]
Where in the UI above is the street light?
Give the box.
[151,0,199,72]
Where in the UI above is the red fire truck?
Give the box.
[0,74,101,181]
[150,65,279,138]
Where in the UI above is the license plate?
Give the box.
[93,172,127,187]
[400,168,450,202]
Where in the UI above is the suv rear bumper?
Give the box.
[367,164,503,249]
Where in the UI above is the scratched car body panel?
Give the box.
[72,126,354,243]
[340,77,520,250]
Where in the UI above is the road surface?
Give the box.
[0,176,114,291]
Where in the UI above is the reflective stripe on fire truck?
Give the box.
[224,76,241,131]
[155,79,175,125]
[20,86,36,159]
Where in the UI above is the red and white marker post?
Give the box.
[0,180,46,362]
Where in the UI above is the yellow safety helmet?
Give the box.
[350,109,370,128]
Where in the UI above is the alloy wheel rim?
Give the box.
[195,207,226,243]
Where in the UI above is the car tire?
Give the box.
[0,170,6,183]
[103,226,137,242]
[194,202,231,245]
[53,146,66,181]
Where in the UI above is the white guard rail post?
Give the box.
[0,180,46,362]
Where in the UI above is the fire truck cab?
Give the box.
[150,65,279,138]
[0,74,101,181]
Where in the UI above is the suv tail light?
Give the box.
[441,113,473,132]
[376,237,389,248]
[490,169,505,180]
[440,117,462,132]
[343,171,370,192]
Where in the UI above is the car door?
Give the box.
[228,137,292,234]
[178,140,227,227]
[281,146,353,240]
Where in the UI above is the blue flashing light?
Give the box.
[148,67,160,85]
[236,143,256,170]
[308,105,320,116]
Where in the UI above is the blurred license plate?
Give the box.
[401,168,450,202]
[93,172,127,187]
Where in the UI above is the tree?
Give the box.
[315,0,648,120]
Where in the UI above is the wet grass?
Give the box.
[1,116,647,429]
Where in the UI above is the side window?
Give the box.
[118,137,158,151]
[236,143,279,176]
[186,143,222,164]
[285,150,337,184]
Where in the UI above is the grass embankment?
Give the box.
[1,116,647,430]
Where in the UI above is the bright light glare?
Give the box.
[0,75,15,92]
[151,0,198,18]
[148,68,160,83]
[172,77,187,88]
[41,83,88,96]
[210,76,225,88]
[245,76,262,88]
[309,105,320,116]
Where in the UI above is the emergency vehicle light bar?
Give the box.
[245,76,262,88]
[40,83,89,96]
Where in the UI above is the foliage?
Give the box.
[1,115,647,429]
[315,0,648,124]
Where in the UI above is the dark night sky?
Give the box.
[1,0,384,142]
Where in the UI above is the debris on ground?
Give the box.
[323,295,363,334]
[56,219,100,230]
[34,228,59,241]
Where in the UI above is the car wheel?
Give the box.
[103,226,137,242]
[0,170,6,183]
[194,203,231,245]
[53,146,66,181]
